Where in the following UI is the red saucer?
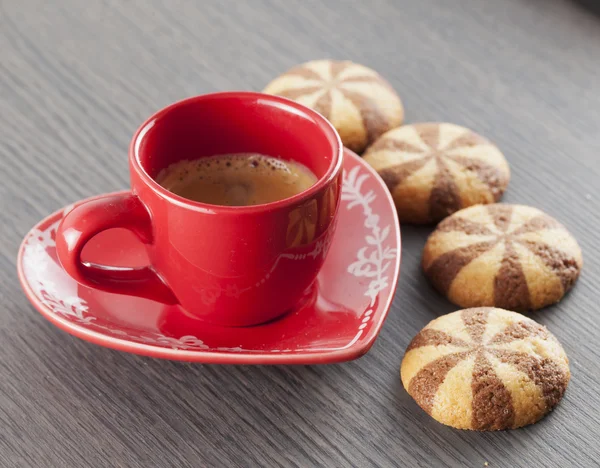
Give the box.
[17,150,401,364]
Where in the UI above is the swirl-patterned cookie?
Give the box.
[423,204,583,311]
[263,60,404,153]
[363,123,510,224]
[401,308,570,431]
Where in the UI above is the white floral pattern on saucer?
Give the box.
[18,149,401,364]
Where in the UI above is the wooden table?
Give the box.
[2,1,599,466]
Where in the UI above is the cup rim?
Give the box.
[129,91,343,214]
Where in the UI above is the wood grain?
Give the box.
[1,0,599,466]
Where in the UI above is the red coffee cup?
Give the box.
[55,92,343,326]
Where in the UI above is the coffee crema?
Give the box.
[156,153,318,206]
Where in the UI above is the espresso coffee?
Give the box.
[156,153,318,206]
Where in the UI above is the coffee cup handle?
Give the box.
[55,192,178,304]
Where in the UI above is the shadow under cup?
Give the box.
[132,93,343,326]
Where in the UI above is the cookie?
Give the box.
[263,60,404,153]
[401,307,570,430]
[363,123,510,224]
[423,204,583,311]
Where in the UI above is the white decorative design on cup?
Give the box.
[342,166,398,306]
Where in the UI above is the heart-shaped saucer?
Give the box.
[18,149,401,364]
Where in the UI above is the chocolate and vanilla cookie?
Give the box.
[423,204,583,311]
[401,307,570,430]
[263,60,404,153]
[363,123,510,224]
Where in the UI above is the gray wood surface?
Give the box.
[2,0,599,466]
